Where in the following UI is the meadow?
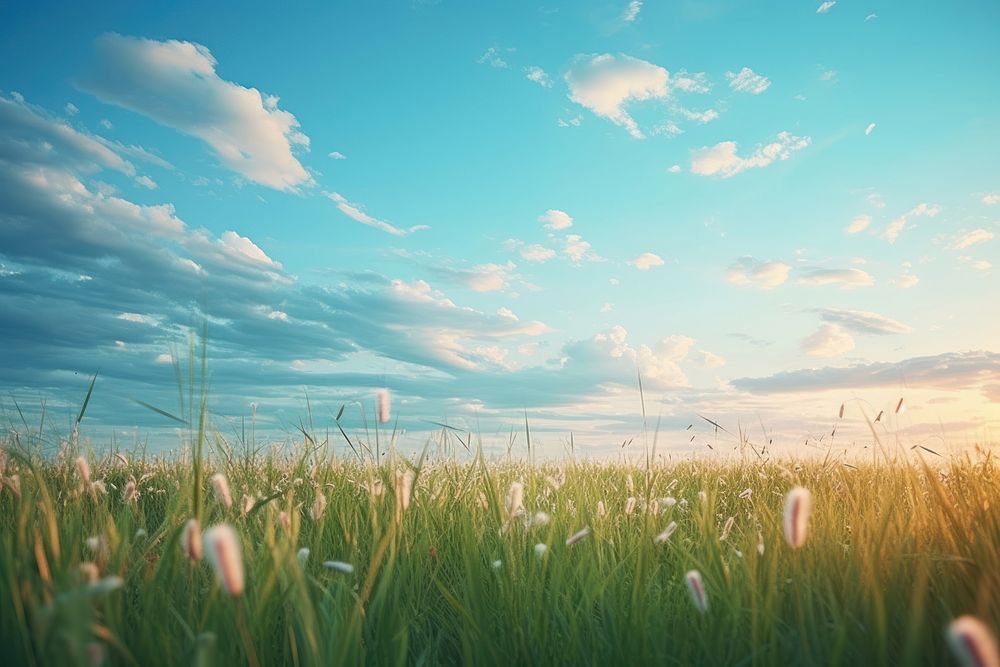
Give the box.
[1,411,998,667]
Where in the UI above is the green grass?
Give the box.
[1,435,998,666]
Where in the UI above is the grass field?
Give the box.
[1,422,998,666]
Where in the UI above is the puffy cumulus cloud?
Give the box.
[327,192,428,236]
[699,350,726,368]
[563,234,602,264]
[561,326,693,389]
[629,252,664,270]
[983,194,1000,205]
[801,324,854,357]
[733,351,1000,395]
[726,256,791,289]
[690,131,810,178]
[797,268,875,288]
[883,203,941,243]
[953,228,995,249]
[79,34,311,191]
[817,308,912,335]
[896,272,919,289]
[846,214,871,234]
[565,53,669,139]
[538,209,573,230]
[725,67,770,94]
[465,262,517,292]
[519,244,556,262]
[524,66,552,87]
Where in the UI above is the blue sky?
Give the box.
[1,0,998,457]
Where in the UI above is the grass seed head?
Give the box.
[182,518,202,562]
[210,473,233,511]
[947,616,1000,667]
[685,570,709,613]
[783,486,812,549]
[203,524,245,596]
[323,560,354,574]
[376,389,391,423]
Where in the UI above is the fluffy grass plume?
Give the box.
[1,437,999,665]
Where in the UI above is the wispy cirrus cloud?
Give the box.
[327,192,429,236]
[816,308,912,335]
[79,34,312,192]
[884,203,941,243]
[797,268,875,288]
[691,132,810,178]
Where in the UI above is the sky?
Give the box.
[1,0,998,459]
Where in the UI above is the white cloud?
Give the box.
[80,34,311,191]
[816,2,836,14]
[328,192,428,236]
[846,214,871,234]
[65,102,79,116]
[667,164,682,173]
[690,131,810,178]
[797,268,875,288]
[896,272,919,289]
[802,324,853,357]
[477,47,508,69]
[672,70,711,94]
[524,66,552,87]
[539,209,573,230]
[565,53,669,139]
[117,312,160,325]
[677,107,719,124]
[154,353,174,364]
[818,308,912,335]
[497,307,518,321]
[600,302,614,313]
[1,93,135,176]
[700,350,726,368]
[865,13,878,21]
[629,252,664,270]
[819,69,838,82]
[982,193,1000,205]
[865,123,876,136]
[564,234,602,263]
[466,262,516,292]
[884,203,941,243]
[217,230,281,268]
[725,67,770,94]
[557,116,583,128]
[520,244,556,262]
[134,175,158,190]
[726,257,791,289]
[99,118,113,130]
[652,121,683,137]
[622,0,642,22]
[328,151,346,160]
[953,228,995,249]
